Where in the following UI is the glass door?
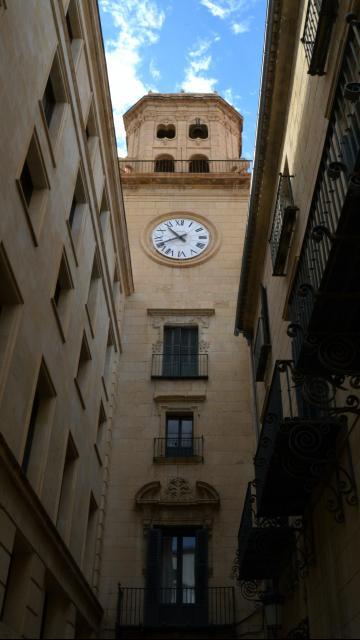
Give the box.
[166,415,194,457]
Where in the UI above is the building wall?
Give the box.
[100,95,255,637]
[0,1,132,637]
[236,0,360,637]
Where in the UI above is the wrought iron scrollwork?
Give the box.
[287,617,310,638]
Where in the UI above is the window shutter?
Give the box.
[195,529,208,625]
[144,528,161,626]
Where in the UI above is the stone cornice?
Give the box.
[120,173,251,189]
[147,309,215,317]
[0,434,103,627]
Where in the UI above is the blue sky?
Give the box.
[99,0,267,159]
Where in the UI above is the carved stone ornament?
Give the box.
[135,479,220,508]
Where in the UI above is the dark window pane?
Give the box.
[68,195,77,228]
[42,77,56,127]
[22,391,40,474]
[20,161,34,207]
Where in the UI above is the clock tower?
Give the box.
[100,93,254,637]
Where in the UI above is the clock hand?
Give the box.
[158,234,187,245]
[168,228,187,242]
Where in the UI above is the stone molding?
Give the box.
[135,479,220,508]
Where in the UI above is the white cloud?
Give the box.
[200,0,246,19]
[181,38,218,93]
[149,59,161,80]
[231,21,250,34]
[100,0,165,155]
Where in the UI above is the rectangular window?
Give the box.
[301,0,338,76]
[42,77,56,128]
[253,285,271,382]
[51,249,74,341]
[166,415,193,457]
[22,360,56,485]
[0,243,23,389]
[83,493,98,583]
[16,129,50,245]
[56,433,78,542]
[67,169,87,256]
[103,324,115,392]
[96,402,107,456]
[86,249,102,335]
[163,326,198,377]
[75,332,91,408]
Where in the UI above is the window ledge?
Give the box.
[94,443,103,467]
[16,180,39,247]
[153,455,203,464]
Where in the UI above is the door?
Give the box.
[165,415,194,457]
[145,528,208,627]
[163,327,198,377]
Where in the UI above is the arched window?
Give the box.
[155,155,175,173]
[157,124,176,139]
[189,155,209,173]
[189,119,208,139]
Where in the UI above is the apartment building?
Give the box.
[235,1,360,638]
[0,1,133,637]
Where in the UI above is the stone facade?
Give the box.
[235,1,360,638]
[99,94,255,637]
[0,1,132,637]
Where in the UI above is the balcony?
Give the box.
[254,362,346,518]
[153,436,204,462]
[289,21,360,374]
[116,586,235,637]
[236,483,295,581]
[269,174,298,276]
[119,159,250,174]
[151,353,208,379]
[301,0,338,76]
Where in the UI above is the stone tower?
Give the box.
[100,93,254,638]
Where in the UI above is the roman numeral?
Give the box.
[156,242,164,248]
[190,249,198,255]
[188,222,193,228]
[165,221,173,228]
[178,250,186,258]
[198,235,207,240]
[175,219,185,226]
[165,248,173,256]
[196,242,206,249]
[195,227,203,232]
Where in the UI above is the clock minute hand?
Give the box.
[160,233,187,244]
[169,228,187,242]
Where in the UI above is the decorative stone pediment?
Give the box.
[135,478,220,508]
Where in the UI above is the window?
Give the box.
[0,244,23,386]
[40,50,67,151]
[157,124,176,139]
[22,360,56,487]
[165,415,193,457]
[145,528,208,626]
[56,433,78,542]
[189,119,208,139]
[67,169,87,256]
[16,130,50,245]
[269,172,298,276]
[301,0,338,76]
[0,533,31,629]
[163,326,198,377]
[155,155,175,173]
[83,493,98,583]
[51,250,74,341]
[189,155,209,173]
[65,0,82,46]
[85,102,98,161]
[103,324,115,393]
[253,286,271,382]
[75,332,91,408]
[96,402,107,455]
[86,249,102,335]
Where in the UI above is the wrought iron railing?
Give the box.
[119,159,251,174]
[153,436,204,460]
[269,174,298,276]
[301,0,338,75]
[116,585,235,630]
[289,21,360,366]
[236,482,294,581]
[151,353,208,378]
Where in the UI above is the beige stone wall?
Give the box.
[0,0,132,637]
[100,95,255,636]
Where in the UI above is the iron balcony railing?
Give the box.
[254,361,346,518]
[236,482,294,581]
[289,21,360,367]
[301,0,338,75]
[119,159,251,174]
[116,586,235,631]
[269,174,298,276]
[153,436,204,461]
[151,353,208,379]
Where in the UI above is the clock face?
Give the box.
[151,218,210,261]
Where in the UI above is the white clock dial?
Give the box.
[152,218,210,260]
